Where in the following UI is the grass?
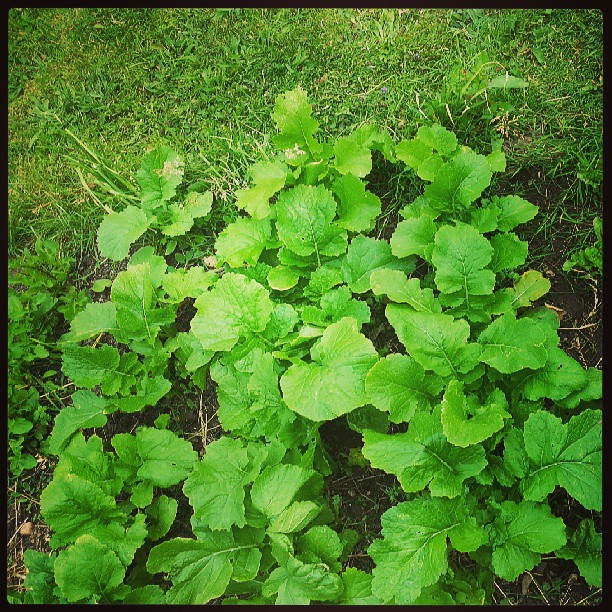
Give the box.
[9,8,602,261]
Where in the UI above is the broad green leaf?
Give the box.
[369,498,486,604]
[556,519,602,587]
[280,317,378,421]
[333,137,372,177]
[89,513,148,568]
[343,235,414,294]
[370,269,441,312]
[416,123,458,156]
[386,306,481,377]
[489,232,528,272]
[495,195,538,232]
[440,381,510,446]
[191,273,273,351]
[54,535,125,603]
[505,270,551,309]
[268,501,321,534]
[97,206,150,261]
[215,217,273,268]
[40,474,123,548]
[183,437,261,530]
[477,313,548,373]
[185,190,213,218]
[147,533,256,604]
[128,246,167,287]
[470,204,501,233]
[304,261,344,298]
[489,501,566,581]
[423,149,492,212]
[362,428,487,497]
[251,464,313,519]
[272,87,322,156]
[235,160,289,219]
[48,391,109,455]
[338,568,382,605]
[332,173,381,232]
[137,145,184,213]
[513,410,601,510]
[390,216,437,261]
[65,301,117,342]
[276,184,344,259]
[365,354,444,423]
[268,265,300,291]
[395,138,432,170]
[110,375,172,413]
[22,550,63,604]
[135,428,198,487]
[263,555,342,604]
[111,263,174,342]
[297,525,343,570]
[431,224,495,298]
[61,345,121,390]
[301,285,370,328]
[517,347,588,401]
[556,366,602,409]
[53,434,121,498]
[123,586,167,604]
[162,266,216,302]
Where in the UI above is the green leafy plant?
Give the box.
[563,216,602,276]
[8,239,89,480]
[18,87,601,604]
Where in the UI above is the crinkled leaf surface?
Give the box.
[333,137,372,177]
[506,410,601,510]
[431,223,495,298]
[183,437,263,530]
[441,381,510,447]
[365,354,444,423]
[370,269,440,312]
[369,498,486,604]
[489,232,528,272]
[489,501,566,581]
[111,263,174,342]
[477,312,548,373]
[137,145,184,213]
[147,533,257,604]
[161,266,216,302]
[280,317,378,421]
[48,391,109,455]
[423,150,492,212]
[263,555,342,604]
[343,235,414,294]
[276,184,344,259]
[556,519,602,587]
[235,160,289,219]
[390,215,437,259]
[191,273,273,351]
[332,173,381,232]
[40,474,123,548]
[215,217,273,269]
[339,568,382,605]
[494,195,538,232]
[362,428,487,497]
[65,301,118,342]
[386,306,481,377]
[272,86,322,156]
[54,535,125,603]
